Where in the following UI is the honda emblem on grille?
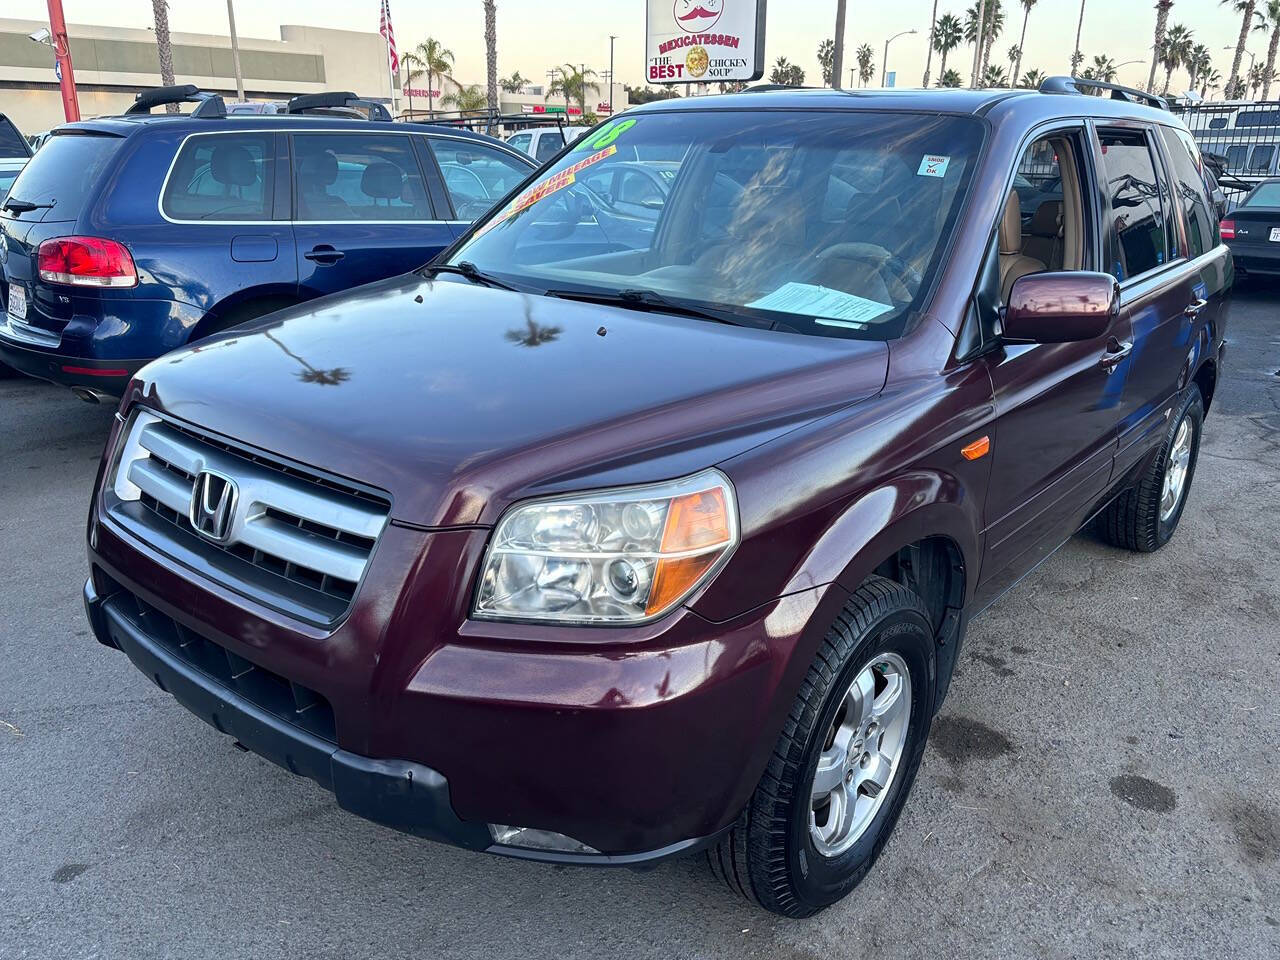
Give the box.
[189,470,239,543]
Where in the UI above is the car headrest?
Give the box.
[729,187,805,248]
[360,162,403,201]
[298,150,339,188]
[999,190,1022,255]
[210,144,257,188]
[1029,199,1064,238]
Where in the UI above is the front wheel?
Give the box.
[707,576,936,917]
[1097,387,1204,553]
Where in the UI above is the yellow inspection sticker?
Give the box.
[475,145,618,237]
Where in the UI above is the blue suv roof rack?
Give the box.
[285,92,392,122]
[1039,75,1168,111]
[126,84,227,118]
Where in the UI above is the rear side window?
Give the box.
[1160,127,1216,257]
[4,133,122,221]
[0,118,30,157]
[1248,144,1276,173]
[292,132,430,221]
[1097,129,1169,281]
[163,133,274,221]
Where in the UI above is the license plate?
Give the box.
[1270,227,1280,242]
[6,282,26,320]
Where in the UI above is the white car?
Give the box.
[506,125,590,164]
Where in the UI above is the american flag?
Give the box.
[379,0,399,73]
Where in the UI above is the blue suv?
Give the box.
[0,86,535,399]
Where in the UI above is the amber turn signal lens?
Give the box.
[961,436,991,461]
[646,487,733,615]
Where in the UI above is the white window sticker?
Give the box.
[748,283,894,328]
[917,154,951,178]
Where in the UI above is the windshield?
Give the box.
[449,110,984,340]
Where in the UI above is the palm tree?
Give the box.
[1186,43,1213,92]
[933,13,964,80]
[982,64,1009,87]
[1083,54,1118,81]
[856,44,876,87]
[768,57,806,85]
[549,64,600,114]
[1071,0,1087,74]
[938,67,964,87]
[1248,60,1276,95]
[1007,44,1021,75]
[151,0,177,113]
[818,38,836,86]
[965,1,1005,84]
[407,38,456,117]
[443,84,488,116]
[1159,23,1194,95]
[483,1,498,119]
[1200,66,1223,96]
[922,0,941,88]
[1146,2,1174,94]
[1019,67,1045,88]
[1012,0,1038,87]
[500,72,529,94]
[1259,0,1280,97]
[1223,0,1259,100]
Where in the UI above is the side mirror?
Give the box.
[1003,271,1119,344]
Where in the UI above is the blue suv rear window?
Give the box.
[5,132,121,222]
[163,133,274,222]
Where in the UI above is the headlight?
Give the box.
[473,469,738,624]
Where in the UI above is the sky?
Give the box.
[5,0,1267,95]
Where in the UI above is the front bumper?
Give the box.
[85,575,736,866]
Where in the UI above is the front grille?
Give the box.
[107,410,389,624]
[104,577,336,743]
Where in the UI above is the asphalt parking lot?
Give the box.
[1,289,1277,960]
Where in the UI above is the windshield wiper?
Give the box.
[545,288,771,329]
[1,197,55,214]
[424,261,522,291]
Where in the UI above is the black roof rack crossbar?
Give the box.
[1039,75,1168,111]
[126,84,227,118]
[285,92,392,121]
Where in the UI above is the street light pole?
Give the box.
[43,0,80,121]
[226,0,245,102]
[609,34,616,113]
[881,29,917,88]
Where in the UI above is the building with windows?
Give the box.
[0,18,400,134]
[0,16,629,138]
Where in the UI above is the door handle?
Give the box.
[1099,338,1133,372]
[304,245,345,265]
[1184,298,1208,318]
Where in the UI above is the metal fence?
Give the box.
[1173,101,1280,185]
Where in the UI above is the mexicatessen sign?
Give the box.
[646,0,766,84]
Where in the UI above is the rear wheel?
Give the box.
[1097,387,1204,552]
[707,576,936,917]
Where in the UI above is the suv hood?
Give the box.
[135,274,889,527]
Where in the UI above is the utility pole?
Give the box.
[226,0,244,102]
[45,0,80,121]
[850,67,856,87]
[971,0,986,88]
[608,34,617,113]
[831,0,848,89]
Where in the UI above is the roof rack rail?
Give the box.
[1039,75,1168,111]
[285,92,392,121]
[413,110,570,131]
[126,84,227,118]
[742,83,814,93]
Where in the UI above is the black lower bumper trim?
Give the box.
[0,338,143,395]
[84,578,492,853]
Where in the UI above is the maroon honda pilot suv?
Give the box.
[84,79,1229,917]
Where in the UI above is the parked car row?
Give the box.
[55,75,1229,918]
[1,87,534,398]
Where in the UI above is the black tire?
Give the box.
[707,576,936,917]
[1097,387,1204,553]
